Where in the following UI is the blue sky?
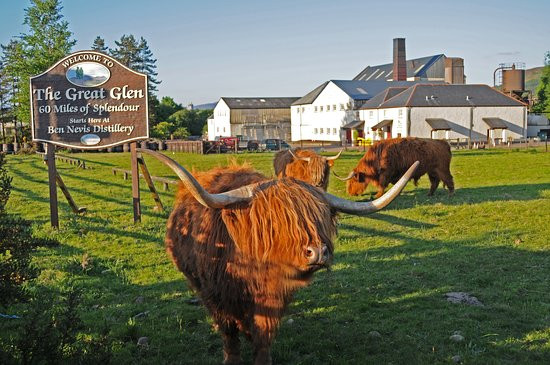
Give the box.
[1,0,548,105]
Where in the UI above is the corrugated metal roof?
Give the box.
[331,80,423,101]
[379,84,526,108]
[354,54,445,81]
[221,97,299,109]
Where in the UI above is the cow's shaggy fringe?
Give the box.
[273,149,333,190]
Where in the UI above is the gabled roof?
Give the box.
[220,97,299,109]
[360,87,409,109]
[353,54,445,81]
[294,80,429,105]
[378,84,527,108]
[292,82,329,105]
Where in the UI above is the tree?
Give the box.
[1,0,75,140]
[156,96,182,123]
[167,109,211,136]
[109,34,161,122]
[91,36,108,53]
[109,34,139,68]
[533,51,550,117]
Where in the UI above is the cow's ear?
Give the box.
[327,160,335,167]
[221,209,246,247]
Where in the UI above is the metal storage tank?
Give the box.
[502,64,525,93]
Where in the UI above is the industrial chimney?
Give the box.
[393,38,407,81]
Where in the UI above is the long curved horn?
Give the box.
[332,170,355,181]
[324,161,419,215]
[289,149,311,163]
[326,149,343,161]
[137,148,255,208]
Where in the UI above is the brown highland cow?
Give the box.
[138,149,418,365]
[342,137,454,198]
[273,148,342,190]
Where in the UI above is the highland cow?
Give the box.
[341,138,454,198]
[138,149,418,365]
[273,148,342,190]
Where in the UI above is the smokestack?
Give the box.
[393,38,407,81]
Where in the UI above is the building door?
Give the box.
[386,126,392,139]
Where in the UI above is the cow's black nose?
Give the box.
[306,245,330,266]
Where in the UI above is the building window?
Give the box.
[301,107,305,112]
[333,104,336,111]
[216,127,219,132]
[346,102,351,109]
[296,108,299,114]
[314,106,318,112]
[369,111,373,117]
[327,105,330,111]
[314,128,318,134]
[340,104,344,111]
[320,128,324,134]
[384,110,387,116]
[333,128,337,135]
[320,106,324,112]
[223,127,225,132]
[398,109,403,117]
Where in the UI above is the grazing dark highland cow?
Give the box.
[139,149,418,365]
[341,137,454,198]
[273,148,342,190]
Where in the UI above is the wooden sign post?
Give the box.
[30,50,149,227]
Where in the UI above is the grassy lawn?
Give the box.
[1,147,549,364]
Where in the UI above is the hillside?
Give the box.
[525,66,544,93]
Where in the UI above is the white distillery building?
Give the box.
[290,80,423,143]
[207,97,298,141]
[358,84,527,144]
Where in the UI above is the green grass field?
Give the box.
[2,147,550,364]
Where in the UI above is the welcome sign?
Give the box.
[30,50,148,149]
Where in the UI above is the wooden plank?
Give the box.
[46,143,59,228]
[137,155,164,212]
[131,142,141,223]
[54,171,86,214]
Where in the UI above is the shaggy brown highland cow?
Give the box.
[273,148,342,190]
[342,137,454,198]
[138,149,418,365]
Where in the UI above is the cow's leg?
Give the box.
[439,169,455,195]
[219,321,241,365]
[428,174,440,196]
[251,314,277,365]
[375,174,389,198]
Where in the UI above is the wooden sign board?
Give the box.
[30,50,148,149]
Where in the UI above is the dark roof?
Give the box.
[354,54,445,81]
[378,84,527,108]
[295,80,435,106]
[482,117,508,129]
[220,97,299,109]
[292,82,329,105]
[360,87,409,109]
[426,118,452,130]
[342,120,364,129]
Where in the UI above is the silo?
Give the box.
[502,65,525,93]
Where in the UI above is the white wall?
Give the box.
[208,99,231,141]
[360,107,408,140]
[291,82,357,142]
[410,106,526,141]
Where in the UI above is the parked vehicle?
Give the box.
[259,139,291,151]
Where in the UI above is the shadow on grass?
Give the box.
[352,183,550,211]
[20,217,549,364]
